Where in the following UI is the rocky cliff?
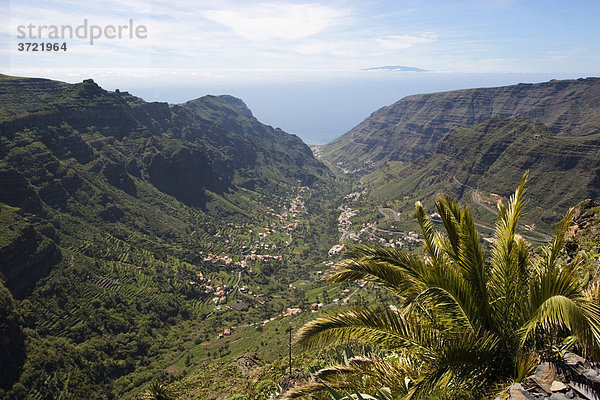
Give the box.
[0,74,330,297]
[323,78,600,166]
[363,117,600,226]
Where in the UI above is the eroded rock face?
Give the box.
[0,215,61,299]
[0,169,43,213]
[323,78,600,166]
[0,281,25,390]
[505,354,600,400]
[362,115,600,227]
[565,199,600,254]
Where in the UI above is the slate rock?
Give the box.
[551,381,568,392]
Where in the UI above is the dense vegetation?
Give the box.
[0,75,339,399]
[285,175,600,399]
[359,118,600,230]
[1,74,600,399]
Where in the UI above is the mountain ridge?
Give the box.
[2,73,600,399]
[362,117,600,228]
[322,77,600,167]
[0,74,336,398]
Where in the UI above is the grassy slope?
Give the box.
[0,75,340,399]
[361,118,600,230]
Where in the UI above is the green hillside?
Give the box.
[362,118,600,229]
[2,73,600,400]
[0,75,340,399]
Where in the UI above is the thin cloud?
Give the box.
[4,0,600,75]
[203,3,351,41]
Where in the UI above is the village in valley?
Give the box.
[185,179,429,343]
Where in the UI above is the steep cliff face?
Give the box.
[364,118,600,226]
[323,78,600,166]
[0,205,61,299]
[0,280,25,390]
[565,199,600,253]
[0,74,330,297]
[177,95,322,188]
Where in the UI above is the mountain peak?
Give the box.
[322,77,600,166]
[215,95,253,117]
[363,65,427,72]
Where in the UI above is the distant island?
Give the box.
[363,65,428,72]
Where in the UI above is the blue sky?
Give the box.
[3,0,600,80]
[2,1,600,143]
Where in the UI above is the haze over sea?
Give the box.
[105,71,590,145]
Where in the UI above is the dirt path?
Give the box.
[453,175,552,242]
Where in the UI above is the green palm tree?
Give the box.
[139,381,180,400]
[286,173,600,399]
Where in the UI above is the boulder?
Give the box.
[509,383,537,400]
[551,381,568,392]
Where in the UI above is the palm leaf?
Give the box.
[407,331,501,400]
[488,172,530,334]
[328,246,428,301]
[433,195,464,261]
[294,306,439,355]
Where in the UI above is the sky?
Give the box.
[2,1,600,143]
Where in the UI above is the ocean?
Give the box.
[107,71,594,145]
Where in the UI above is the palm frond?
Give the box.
[407,331,501,400]
[434,195,464,261]
[454,205,491,329]
[280,381,335,400]
[316,356,412,394]
[328,246,428,300]
[542,207,575,271]
[488,172,530,334]
[416,201,445,265]
[416,197,492,332]
[139,381,180,400]
[514,351,539,382]
[521,289,600,354]
[282,356,410,400]
[294,306,439,355]
[521,205,600,355]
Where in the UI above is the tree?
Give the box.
[139,381,180,400]
[285,173,600,399]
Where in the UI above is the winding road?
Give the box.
[379,207,401,222]
[452,175,552,242]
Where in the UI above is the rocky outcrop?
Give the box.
[102,161,137,196]
[565,199,600,254]
[323,77,600,166]
[503,355,600,400]
[147,148,219,208]
[0,280,25,390]
[0,168,43,213]
[0,218,61,298]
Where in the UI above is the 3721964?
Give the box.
[18,42,67,51]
